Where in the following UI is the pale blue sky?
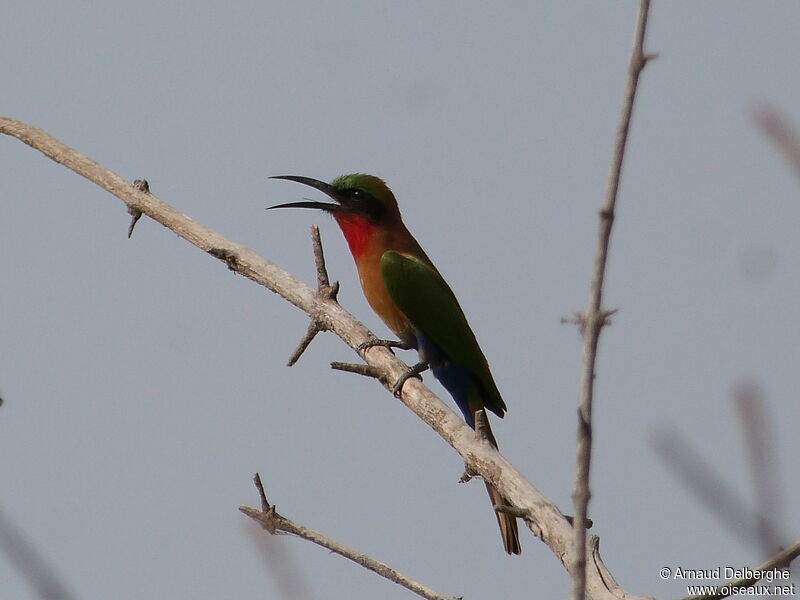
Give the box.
[2,3,799,599]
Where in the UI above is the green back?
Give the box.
[380,250,505,416]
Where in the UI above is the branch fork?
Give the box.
[241,473,460,600]
[286,224,341,367]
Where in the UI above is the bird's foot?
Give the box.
[392,361,429,397]
[357,338,413,353]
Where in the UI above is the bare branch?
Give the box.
[652,423,790,556]
[330,362,382,379]
[286,320,325,367]
[753,104,800,180]
[0,115,648,600]
[286,224,341,366]
[681,538,800,600]
[572,2,653,599]
[0,507,80,600]
[310,224,334,292]
[241,476,460,600]
[253,472,271,512]
[652,427,759,547]
[732,381,785,556]
[493,505,532,519]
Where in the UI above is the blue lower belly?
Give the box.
[415,332,475,428]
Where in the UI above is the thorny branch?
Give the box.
[241,474,459,600]
[571,2,655,600]
[128,179,148,237]
[286,224,340,366]
[0,114,647,600]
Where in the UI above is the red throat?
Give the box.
[333,212,378,259]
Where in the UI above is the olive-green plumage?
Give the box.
[379,251,506,418]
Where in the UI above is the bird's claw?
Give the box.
[391,361,430,397]
[357,338,412,353]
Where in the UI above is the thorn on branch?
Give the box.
[208,247,241,270]
[459,464,478,484]
[127,179,149,238]
[243,473,284,536]
[561,308,618,335]
[643,52,660,64]
[253,472,270,512]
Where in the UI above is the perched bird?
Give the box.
[270,174,521,554]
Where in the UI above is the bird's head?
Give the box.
[269,173,400,224]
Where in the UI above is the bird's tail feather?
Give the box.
[485,481,522,555]
[476,411,522,555]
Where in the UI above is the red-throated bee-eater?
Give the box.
[269,173,521,554]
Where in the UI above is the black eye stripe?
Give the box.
[346,188,384,221]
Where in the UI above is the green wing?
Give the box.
[380,250,505,416]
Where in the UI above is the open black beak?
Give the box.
[268,175,344,212]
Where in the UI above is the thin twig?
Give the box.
[254,472,271,512]
[286,320,324,367]
[311,224,332,290]
[241,476,460,600]
[652,428,763,547]
[330,362,381,378]
[0,114,649,600]
[653,423,799,599]
[0,507,80,600]
[493,505,532,519]
[753,104,800,180]
[732,381,785,556]
[286,225,340,366]
[571,3,653,600]
[681,538,800,600]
